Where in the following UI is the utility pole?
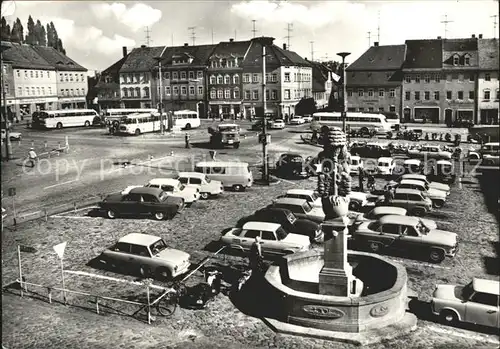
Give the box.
[377,11,381,43]
[367,31,371,47]
[310,41,314,61]
[1,50,12,161]
[285,23,293,50]
[211,28,214,44]
[492,15,498,38]
[251,20,258,38]
[262,43,268,184]
[441,15,454,39]
[188,26,196,46]
[144,26,151,46]
[171,33,174,46]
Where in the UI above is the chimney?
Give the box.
[122,46,128,57]
[478,34,483,38]
[437,36,442,39]
[374,42,379,47]
[472,34,476,38]
[229,38,234,42]
[184,43,188,47]
[283,43,287,50]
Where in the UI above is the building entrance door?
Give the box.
[445,109,453,127]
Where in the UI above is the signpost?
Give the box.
[53,242,67,304]
[17,244,37,296]
[8,187,16,224]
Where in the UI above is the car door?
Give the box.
[120,194,142,214]
[465,292,499,327]
[397,225,422,252]
[142,194,160,214]
[239,229,260,250]
[107,242,132,264]
[129,244,152,269]
[260,230,280,255]
[379,223,401,248]
[392,192,408,210]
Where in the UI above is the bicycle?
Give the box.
[156,281,188,317]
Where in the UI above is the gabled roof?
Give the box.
[403,39,442,69]
[120,45,166,73]
[1,41,53,70]
[31,45,87,71]
[442,38,477,52]
[347,44,406,71]
[478,38,499,70]
[159,44,217,67]
[210,40,251,58]
[346,70,403,87]
[310,61,332,92]
[95,55,128,87]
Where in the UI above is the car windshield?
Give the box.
[302,202,312,212]
[149,239,168,255]
[461,282,474,300]
[416,220,429,234]
[158,191,168,202]
[219,126,238,132]
[276,227,288,240]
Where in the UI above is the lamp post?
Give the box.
[1,49,13,161]
[262,42,269,184]
[337,52,350,133]
[153,57,164,135]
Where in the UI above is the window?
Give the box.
[188,71,194,79]
[377,89,384,97]
[224,89,230,99]
[405,91,411,100]
[497,89,500,100]
[197,71,203,79]
[389,105,396,112]
[434,91,440,100]
[368,107,374,112]
[469,74,474,82]
[65,73,69,82]
[59,73,63,82]
[358,107,364,112]
[217,75,223,84]
[16,70,20,78]
[379,107,384,112]
[252,74,258,83]
[172,72,178,80]
[424,75,430,83]
[233,88,240,99]
[458,91,464,100]
[65,88,69,96]
[271,73,278,82]
[243,230,260,239]
[217,89,223,99]
[464,56,470,65]
[424,91,430,100]
[415,75,420,83]
[189,86,195,95]
[347,89,353,97]
[243,74,250,83]
[18,87,22,96]
[181,86,187,95]
[389,89,395,98]
[210,89,216,99]
[253,90,259,100]
[165,86,171,95]
[233,75,239,84]
[284,89,290,100]
[453,55,459,65]
[284,72,290,82]
[358,89,364,96]
[80,73,84,81]
[224,75,230,84]
[458,74,464,82]
[265,89,270,101]
[245,90,251,100]
[414,91,420,100]
[164,72,170,80]
[446,91,452,99]
[470,292,498,307]
[485,73,491,81]
[180,71,187,80]
[209,75,216,84]
[405,75,411,83]
[435,74,441,82]
[382,224,400,235]
[484,90,491,100]
[261,231,276,241]
[130,244,149,257]
[198,86,203,95]
[173,86,179,95]
[271,90,277,100]
[48,87,52,95]
[468,91,474,100]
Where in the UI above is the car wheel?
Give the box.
[433,200,445,209]
[84,120,90,127]
[139,265,151,278]
[440,310,458,325]
[368,241,383,253]
[153,212,166,220]
[360,127,369,135]
[156,267,172,281]
[412,208,425,217]
[429,249,445,263]
[107,210,116,219]
[56,122,63,129]
[135,129,141,136]
[349,200,361,211]
[233,184,244,192]
[200,192,209,200]
[177,199,186,212]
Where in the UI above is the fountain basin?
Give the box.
[264,249,409,333]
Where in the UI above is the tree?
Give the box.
[35,19,46,46]
[46,23,54,47]
[10,18,24,43]
[57,38,66,55]
[50,22,59,49]
[26,15,35,44]
[1,17,11,41]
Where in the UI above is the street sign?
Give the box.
[53,242,67,259]
[8,187,16,196]
[19,245,37,253]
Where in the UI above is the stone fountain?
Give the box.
[263,126,417,345]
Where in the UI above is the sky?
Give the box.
[1,0,498,75]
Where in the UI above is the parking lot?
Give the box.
[1,122,499,349]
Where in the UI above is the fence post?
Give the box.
[44,141,48,149]
[48,287,52,304]
[44,209,48,222]
[17,245,23,298]
[96,296,100,314]
[65,136,69,153]
[31,140,34,148]
[74,202,77,213]
[147,284,151,324]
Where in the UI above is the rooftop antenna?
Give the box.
[235,29,237,41]
[251,20,258,38]
[188,26,196,46]
[171,33,174,46]
[144,26,151,46]
[367,31,371,47]
[377,11,380,43]
[441,14,454,39]
[285,23,293,50]
[211,28,214,44]
[310,41,314,61]
[492,14,498,38]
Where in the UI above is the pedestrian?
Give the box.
[185,133,191,149]
[358,168,364,192]
[249,236,263,273]
[28,147,38,168]
[367,174,375,192]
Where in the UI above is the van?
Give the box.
[194,161,253,192]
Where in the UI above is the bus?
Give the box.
[173,110,201,130]
[33,109,99,129]
[118,112,166,135]
[310,112,392,134]
[380,112,400,130]
[102,108,157,127]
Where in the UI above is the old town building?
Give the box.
[207,39,249,119]
[94,47,129,110]
[477,37,499,124]
[153,43,216,117]
[310,61,333,109]
[346,42,405,115]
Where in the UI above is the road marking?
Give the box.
[388,258,451,270]
[51,215,95,219]
[43,179,78,190]
[64,270,166,290]
[426,325,499,345]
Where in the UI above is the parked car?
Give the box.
[352,215,458,263]
[277,189,322,209]
[348,206,438,231]
[376,188,433,217]
[408,145,453,160]
[98,187,184,220]
[289,116,305,125]
[176,172,223,200]
[0,129,22,141]
[482,154,500,166]
[403,158,423,174]
[270,119,286,129]
[237,207,323,243]
[302,115,313,123]
[389,174,450,194]
[431,278,500,328]
[347,191,369,211]
[98,233,191,280]
[269,197,325,223]
[208,123,240,149]
[251,119,271,130]
[195,161,253,192]
[145,178,200,205]
[350,155,364,175]
[377,157,396,176]
[275,153,310,178]
[389,179,447,208]
[220,221,311,256]
[479,142,499,158]
[426,160,457,184]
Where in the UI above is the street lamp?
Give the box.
[153,57,164,134]
[1,47,13,161]
[337,52,351,133]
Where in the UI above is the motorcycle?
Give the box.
[179,269,223,309]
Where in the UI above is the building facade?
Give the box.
[346,43,405,116]
[477,38,499,124]
[207,39,249,119]
[310,61,333,109]
[94,48,129,110]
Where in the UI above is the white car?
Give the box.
[377,157,396,176]
[177,172,224,199]
[289,116,305,125]
[220,221,310,256]
[302,115,313,123]
[350,155,364,175]
[278,189,322,209]
[270,119,286,129]
[390,174,450,194]
[347,191,369,211]
[270,197,325,223]
[145,178,200,204]
[1,129,22,141]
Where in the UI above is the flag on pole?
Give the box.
[53,242,67,259]
[331,72,341,82]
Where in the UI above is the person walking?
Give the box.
[185,133,191,149]
[28,147,38,168]
[249,236,263,273]
[367,174,375,192]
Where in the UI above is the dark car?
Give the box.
[275,153,311,178]
[236,207,323,242]
[251,119,272,130]
[98,187,184,220]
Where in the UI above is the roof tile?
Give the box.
[403,39,442,69]
[120,46,166,72]
[31,46,87,71]
[347,45,406,71]
[1,41,53,70]
[478,38,499,70]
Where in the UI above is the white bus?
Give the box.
[102,108,157,126]
[118,112,166,135]
[33,109,99,129]
[173,110,200,130]
[380,112,400,130]
[310,112,391,134]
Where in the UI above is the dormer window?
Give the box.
[221,59,227,68]
[464,54,471,65]
[453,55,459,66]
